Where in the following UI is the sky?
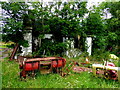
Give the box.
[87,0,105,9]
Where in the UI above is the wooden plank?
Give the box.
[40,68,51,74]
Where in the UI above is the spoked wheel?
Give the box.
[104,70,118,80]
[104,71,110,79]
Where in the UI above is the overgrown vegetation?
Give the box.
[0,60,2,89]
[1,1,120,56]
[1,1,120,89]
[33,40,67,57]
[2,58,120,88]
[1,42,119,88]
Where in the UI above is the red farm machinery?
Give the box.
[19,57,66,80]
[9,43,66,80]
[9,43,120,81]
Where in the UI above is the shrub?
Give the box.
[32,40,67,57]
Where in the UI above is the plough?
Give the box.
[19,57,66,80]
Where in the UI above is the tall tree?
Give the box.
[82,5,107,53]
[100,1,120,56]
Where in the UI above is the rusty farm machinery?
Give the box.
[18,57,66,80]
[9,43,120,81]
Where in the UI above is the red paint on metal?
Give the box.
[19,57,66,79]
[52,61,57,68]
[106,62,115,67]
[58,60,63,67]
[57,57,66,67]
[106,62,117,80]
[24,62,39,71]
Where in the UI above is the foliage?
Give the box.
[29,2,88,56]
[1,2,29,47]
[2,59,120,88]
[33,40,67,57]
[82,5,108,53]
[99,1,120,56]
[65,48,82,58]
[1,2,88,55]
[92,50,110,61]
[81,1,120,56]
[1,1,120,56]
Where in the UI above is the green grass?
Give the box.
[2,59,120,88]
[0,42,15,49]
[0,60,2,89]
[0,45,7,49]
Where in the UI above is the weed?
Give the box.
[2,58,120,88]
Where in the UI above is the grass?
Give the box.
[0,42,15,49]
[2,58,120,88]
[0,60,2,90]
[0,45,7,49]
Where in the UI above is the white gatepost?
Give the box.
[86,37,92,56]
[20,30,32,56]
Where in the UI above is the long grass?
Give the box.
[0,42,15,49]
[2,59,120,88]
[0,60,2,89]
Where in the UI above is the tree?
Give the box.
[82,5,107,53]
[29,2,88,56]
[99,1,120,56]
[1,2,29,47]
[1,1,88,56]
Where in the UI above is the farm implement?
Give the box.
[92,62,120,81]
[9,43,120,82]
[19,57,66,80]
[18,56,120,81]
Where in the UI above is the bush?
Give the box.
[92,49,110,61]
[32,40,67,57]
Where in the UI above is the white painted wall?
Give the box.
[44,34,53,39]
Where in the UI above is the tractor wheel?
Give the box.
[104,71,110,79]
[104,70,118,80]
